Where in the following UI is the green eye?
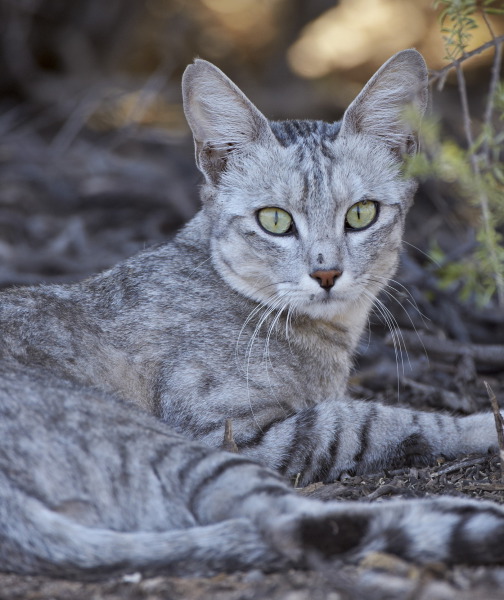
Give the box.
[257,207,294,235]
[345,200,378,230]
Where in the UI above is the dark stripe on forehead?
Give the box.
[302,172,310,206]
[321,140,336,160]
[271,120,298,147]
[269,120,341,147]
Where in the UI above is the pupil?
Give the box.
[356,205,361,220]
[274,211,279,226]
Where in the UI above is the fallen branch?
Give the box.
[431,456,489,478]
[456,482,504,492]
[387,330,504,368]
[366,484,405,501]
[402,377,474,413]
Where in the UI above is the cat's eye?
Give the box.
[257,207,294,235]
[345,200,378,230]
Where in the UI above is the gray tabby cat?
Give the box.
[1,49,504,578]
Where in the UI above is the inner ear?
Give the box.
[405,134,417,156]
[198,142,237,185]
[182,59,275,185]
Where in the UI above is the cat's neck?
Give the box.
[290,298,372,360]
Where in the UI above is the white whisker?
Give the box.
[243,293,290,428]
[187,256,212,278]
[363,289,408,401]
[402,240,440,267]
[366,275,430,366]
[373,274,430,325]
[262,300,289,408]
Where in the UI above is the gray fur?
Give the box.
[1,50,503,578]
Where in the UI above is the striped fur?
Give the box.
[0,50,502,577]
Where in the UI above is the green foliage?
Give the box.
[426,236,504,308]
[409,1,504,307]
[435,0,479,60]
[435,0,504,60]
[406,119,504,307]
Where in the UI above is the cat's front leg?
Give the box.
[230,399,499,485]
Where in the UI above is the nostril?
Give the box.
[310,269,342,290]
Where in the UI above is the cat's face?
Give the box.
[182,50,428,322]
[207,127,414,321]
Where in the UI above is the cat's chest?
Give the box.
[231,314,351,404]
[146,302,352,414]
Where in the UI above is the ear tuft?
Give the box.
[340,49,428,157]
[182,59,272,184]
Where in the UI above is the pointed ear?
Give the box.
[340,49,428,157]
[182,59,273,184]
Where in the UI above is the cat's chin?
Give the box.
[295,294,368,323]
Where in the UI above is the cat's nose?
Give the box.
[310,269,342,290]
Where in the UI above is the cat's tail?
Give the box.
[3,496,289,579]
[5,493,504,578]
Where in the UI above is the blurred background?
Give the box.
[0,5,503,594]
[0,0,502,357]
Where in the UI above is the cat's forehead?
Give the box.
[222,118,406,222]
[260,120,401,211]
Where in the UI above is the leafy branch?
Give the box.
[411,1,504,307]
[429,34,504,89]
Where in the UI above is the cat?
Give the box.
[1,49,503,579]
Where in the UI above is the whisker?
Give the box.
[363,290,407,401]
[235,281,294,369]
[285,305,294,346]
[264,300,287,363]
[371,274,430,325]
[366,275,430,366]
[234,282,289,364]
[377,286,429,366]
[262,300,289,410]
[402,240,441,267]
[187,256,212,278]
[383,298,409,370]
[235,301,270,371]
[244,293,289,429]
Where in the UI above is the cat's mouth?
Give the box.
[309,287,349,302]
[305,288,354,311]
[309,293,333,303]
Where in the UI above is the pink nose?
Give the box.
[310,269,342,290]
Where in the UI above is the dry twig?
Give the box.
[481,12,503,164]
[429,34,504,89]
[222,418,239,454]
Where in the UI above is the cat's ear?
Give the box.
[340,49,428,157]
[182,59,274,184]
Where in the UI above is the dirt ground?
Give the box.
[0,118,503,599]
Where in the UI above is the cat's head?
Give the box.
[182,50,428,322]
